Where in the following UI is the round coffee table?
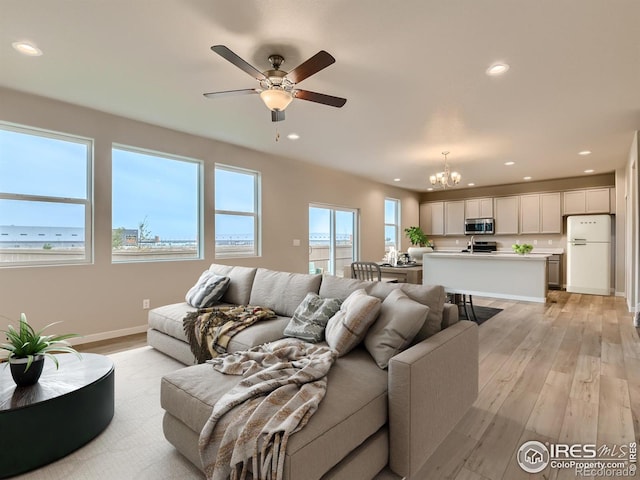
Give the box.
[0,353,114,478]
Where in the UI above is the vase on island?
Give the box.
[407,246,433,263]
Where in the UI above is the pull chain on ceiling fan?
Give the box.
[203,45,347,122]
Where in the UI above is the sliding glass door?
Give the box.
[309,204,358,276]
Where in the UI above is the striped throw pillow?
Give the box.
[185,271,231,308]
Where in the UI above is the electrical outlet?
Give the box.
[455,239,459,244]
[533,239,538,245]
[548,239,553,245]
[292,239,301,247]
[143,299,150,309]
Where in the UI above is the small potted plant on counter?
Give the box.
[404,226,434,262]
[1,313,81,387]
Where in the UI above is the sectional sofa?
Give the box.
[148,264,479,479]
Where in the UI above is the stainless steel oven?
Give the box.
[464,217,495,235]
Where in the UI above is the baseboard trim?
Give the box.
[70,325,148,346]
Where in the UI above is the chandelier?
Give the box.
[429,151,461,188]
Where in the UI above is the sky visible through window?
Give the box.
[112,148,199,241]
[0,128,87,227]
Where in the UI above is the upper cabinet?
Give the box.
[420,201,444,236]
[520,192,562,234]
[464,198,493,219]
[563,188,611,215]
[444,200,465,235]
[494,196,520,235]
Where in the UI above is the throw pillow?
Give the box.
[283,292,342,342]
[364,289,430,369]
[185,270,231,308]
[325,289,381,357]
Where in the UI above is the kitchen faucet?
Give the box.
[469,235,475,253]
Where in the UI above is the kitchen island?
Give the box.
[422,252,551,303]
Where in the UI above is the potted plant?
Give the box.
[404,226,433,262]
[1,313,80,386]
[512,243,534,255]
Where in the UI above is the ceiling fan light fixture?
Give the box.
[260,88,293,111]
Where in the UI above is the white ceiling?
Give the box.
[1,0,639,192]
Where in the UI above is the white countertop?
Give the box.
[423,251,551,261]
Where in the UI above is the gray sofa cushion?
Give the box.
[148,302,288,353]
[283,292,342,342]
[208,264,257,305]
[160,347,387,480]
[364,289,429,369]
[319,275,370,301]
[249,268,322,317]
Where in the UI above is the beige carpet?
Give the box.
[15,346,204,480]
[15,346,400,480]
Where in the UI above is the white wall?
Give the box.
[0,88,420,343]
[625,131,639,315]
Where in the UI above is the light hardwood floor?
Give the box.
[83,292,639,480]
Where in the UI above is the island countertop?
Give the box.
[423,252,551,261]
[422,252,549,303]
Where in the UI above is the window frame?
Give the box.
[214,164,261,258]
[0,122,93,267]
[111,143,203,263]
[384,197,401,252]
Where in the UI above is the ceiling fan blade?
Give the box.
[211,45,267,81]
[293,89,347,108]
[271,110,285,122]
[286,51,335,84]
[203,88,259,99]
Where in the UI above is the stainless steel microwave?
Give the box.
[464,217,495,235]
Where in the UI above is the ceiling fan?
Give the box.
[203,45,347,122]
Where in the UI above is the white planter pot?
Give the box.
[407,246,433,262]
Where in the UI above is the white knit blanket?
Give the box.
[199,338,337,480]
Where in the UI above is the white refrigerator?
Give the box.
[566,214,611,295]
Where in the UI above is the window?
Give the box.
[309,204,358,276]
[0,123,92,266]
[215,165,261,258]
[112,145,201,262]
[384,198,401,252]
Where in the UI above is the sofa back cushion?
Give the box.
[208,264,257,305]
[249,268,322,317]
[364,289,430,368]
[399,283,446,341]
[319,275,371,301]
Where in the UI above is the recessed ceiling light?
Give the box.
[504,161,515,166]
[427,188,434,191]
[486,63,510,76]
[393,178,401,182]
[468,183,475,186]
[12,41,42,56]
[584,169,595,173]
[523,176,532,181]
[287,133,300,140]
[578,150,591,156]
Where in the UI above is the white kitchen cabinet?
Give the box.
[464,198,493,219]
[519,194,540,234]
[419,201,444,236]
[563,188,611,215]
[521,192,562,234]
[494,196,519,235]
[444,200,465,235]
[540,192,562,233]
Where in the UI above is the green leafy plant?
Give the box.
[404,226,430,247]
[1,313,81,371]
[512,243,534,255]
